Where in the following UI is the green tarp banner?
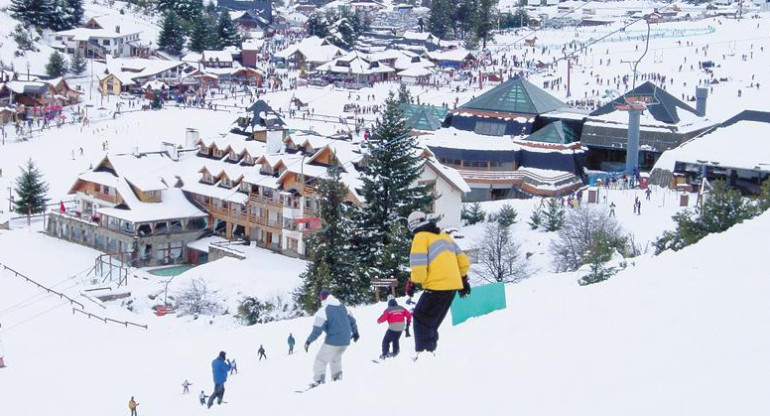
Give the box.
[450,282,507,326]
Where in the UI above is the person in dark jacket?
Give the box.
[304,290,359,386]
[258,345,267,361]
[288,333,296,355]
[406,211,470,356]
[377,298,412,359]
[207,351,232,408]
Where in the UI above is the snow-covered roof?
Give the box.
[316,51,395,75]
[398,66,432,78]
[182,52,202,64]
[55,26,140,41]
[424,158,471,193]
[203,50,234,63]
[653,111,770,173]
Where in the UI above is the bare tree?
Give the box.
[550,208,632,273]
[175,278,224,316]
[475,222,530,283]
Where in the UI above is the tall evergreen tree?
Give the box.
[428,0,453,39]
[174,0,203,22]
[48,0,69,30]
[216,11,241,48]
[188,14,215,52]
[10,0,53,28]
[352,93,437,293]
[543,197,565,232]
[46,51,67,77]
[474,0,497,48]
[306,12,329,38]
[158,11,186,56]
[65,0,84,28]
[296,165,357,313]
[14,159,49,215]
[70,50,86,74]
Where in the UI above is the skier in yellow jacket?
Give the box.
[406,211,470,356]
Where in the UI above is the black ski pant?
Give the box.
[381,329,403,356]
[413,290,456,353]
[207,383,225,408]
[259,351,267,360]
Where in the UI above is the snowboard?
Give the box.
[450,282,507,325]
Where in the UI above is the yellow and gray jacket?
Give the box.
[409,224,470,291]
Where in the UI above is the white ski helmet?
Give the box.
[407,211,430,233]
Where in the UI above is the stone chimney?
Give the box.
[695,87,708,117]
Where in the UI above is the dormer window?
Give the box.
[229,151,239,161]
[221,178,231,188]
[202,172,213,183]
[213,148,223,157]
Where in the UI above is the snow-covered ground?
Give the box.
[1,3,770,414]
[1,201,769,416]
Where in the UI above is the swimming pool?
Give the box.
[147,265,195,277]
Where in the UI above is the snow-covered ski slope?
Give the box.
[1,209,769,416]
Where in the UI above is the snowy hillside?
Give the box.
[0,0,160,75]
[1,206,769,415]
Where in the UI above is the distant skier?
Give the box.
[258,345,267,361]
[406,211,470,357]
[288,333,296,355]
[609,202,616,217]
[128,396,139,416]
[199,390,207,406]
[207,351,232,408]
[304,290,359,387]
[230,359,238,374]
[645,188,652,200]
[377,298,412,359]
[182,379,191,394]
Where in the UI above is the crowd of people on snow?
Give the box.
[124,210,470,413]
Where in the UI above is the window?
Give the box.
[102,39,110,46]
[474,121,506,136]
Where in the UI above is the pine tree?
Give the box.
[70,50,86,74]
[10,0,53,28]
[175,0,203,22]
[655,181,755,253]
[352,93,436,294]
[528,207,542,230]
[296,165,357,313]
[46,51,67,77]
[428,0,453,39]
[158,11,185,56]
[14,159,49,215]
[64,0,84,28]
[578,231,616,286]
[216,11,241,48]
[461,201,485,225]
[543,198,565,232]
[398,83,411,104]
[306,13,328,38]
[48,0,69,30]
[188,14,215,52]
[496,204,517,227]
[474,0,497,48]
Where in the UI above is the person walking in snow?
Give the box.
[609,202,616,217]
[304,290,359,387]
[230,359,238,374]
[377,298,412,359]
[207,351,232,408]
[258,345,267,361]
[182,379,191,394]
[406,211,470,357]
[645,188,652,200]
[128,397,139,416]
[288,333,296,355]
[199,390,207,406]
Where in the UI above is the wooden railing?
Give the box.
[0,263,85,309]
[72,308,148,329]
